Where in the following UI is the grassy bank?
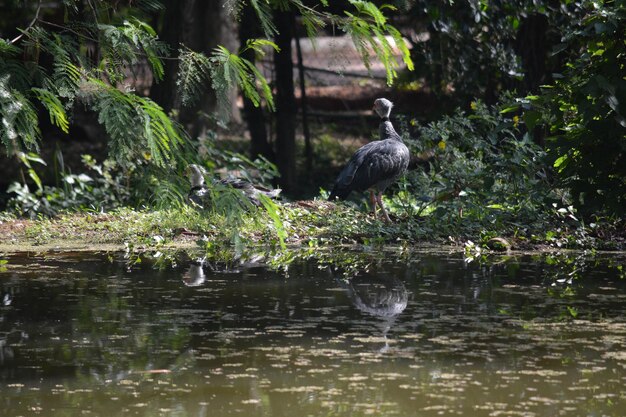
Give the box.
[1,199,623,256]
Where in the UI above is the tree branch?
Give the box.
[9,0,42,45]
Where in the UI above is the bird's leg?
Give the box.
[369,190,377,218]
[376,192,391,223]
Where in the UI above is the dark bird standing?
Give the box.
[328,98,409,222]
[185,164,281,209]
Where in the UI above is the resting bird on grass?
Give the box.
[185,164,281,209]
[328,98,409,222]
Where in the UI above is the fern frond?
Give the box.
[372,26,398,84]
[0,59,34,92]
[32,87,70,133]
[23,27,82,95]
[124,18,167,81]
[344,11,372,68]
[388,25,414,71]
[177,48,213,107]
[0,39,20,56]
[0,76,40,155]
[209,44,275,119]
[242,58,274,110]
[250,0,278,38]
[136,0,165,13]
[98,19,167,84]
[241,39,280,58]
[300,7,327,40]
[83,78,185,167]
[139,96,183,166]
[342,0,413,85]
[149,174,187,209]
[211,182,256,216]
[353,0,389,27]
[99,23,136,84]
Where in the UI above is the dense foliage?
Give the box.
[401,100,551,233]
[0,0,412,201]
[0,16,183,165]
[0,0,623,251]
[528,2,625,217]
[404,0,624,218]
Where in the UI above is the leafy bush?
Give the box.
[389,99,554,235]
[404,0,523,101]
[517,2,625,217]
[7,154,131,218]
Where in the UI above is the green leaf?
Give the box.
[553,155,568,171]
[500,105,519,114]
[241,39,280,56]
[567,306,578,318]
[258,193,287,250]
[523,110,541,131]
[15,152,45,191]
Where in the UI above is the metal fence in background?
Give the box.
[258,34,407,116]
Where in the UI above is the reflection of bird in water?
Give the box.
[181,254,270,282]
[338,274,408,352]
[0,330,27,365]
[185,164,281,209]
[344,276,408,318]
[182,260,206,287]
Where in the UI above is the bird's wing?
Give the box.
[346,140,410,192]
[333,141,381,188]
[219,178,252,191]
[219,178,280,198]
[330,140,409,200]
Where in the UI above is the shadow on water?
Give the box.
[0,249,625,416]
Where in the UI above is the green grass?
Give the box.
[1,194,624,260]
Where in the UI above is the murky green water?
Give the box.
[1,250,625,416]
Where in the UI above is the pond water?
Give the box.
[1,249,625,417]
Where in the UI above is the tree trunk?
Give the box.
[515,13,549,94]
[273,10,297,193]
[515,13,550,146]
[150,0,182,113]
[239,4,274,162]
[294,15,312,176]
